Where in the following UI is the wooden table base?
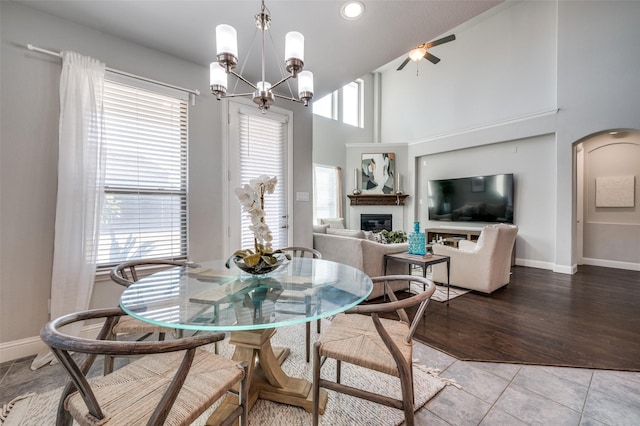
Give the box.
[206,328,328,425]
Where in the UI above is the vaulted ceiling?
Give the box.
[13,0,502,97]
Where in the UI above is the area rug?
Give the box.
[410,282,470,302]
[1,321,452,425]
[409,266,470,302]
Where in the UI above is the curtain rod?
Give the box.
[26,44,201,100]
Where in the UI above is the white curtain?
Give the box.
[31,52,106,369]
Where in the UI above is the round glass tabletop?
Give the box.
[119,258,373,332]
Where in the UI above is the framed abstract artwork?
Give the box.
[361,153,395,194]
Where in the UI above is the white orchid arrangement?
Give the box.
[231,175,290,268]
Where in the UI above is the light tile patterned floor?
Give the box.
[2,342,640,425]
[413,343,640,425]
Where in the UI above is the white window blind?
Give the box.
[97,79,188,267]
[313,165,342,223]
[239,111,288,250]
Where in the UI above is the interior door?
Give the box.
[226,100,292,254]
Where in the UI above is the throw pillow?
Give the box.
[313,224,330,234]
[320,218,345,229]
[326,228,365,239]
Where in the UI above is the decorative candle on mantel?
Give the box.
[353,168,361,195]
[395,172,402,194]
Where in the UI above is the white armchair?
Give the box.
[431,224,518,293]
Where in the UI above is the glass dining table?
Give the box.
[119,257,373,421]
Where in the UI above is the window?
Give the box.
[342,79,363,127]
[312,91,337,119]
[312,80,363,128]
[97,80,188,267]
[313,164,342,223]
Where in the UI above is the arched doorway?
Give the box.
[574,129,640,271]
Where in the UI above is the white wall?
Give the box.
[0,2,313,356]
[417,135,557,269]
[378,1,557,144]
[554,0,640,270]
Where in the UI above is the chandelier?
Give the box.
[210,0,314,112]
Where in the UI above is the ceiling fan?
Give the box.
[397,34,456,71]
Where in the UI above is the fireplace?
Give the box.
[361,214,392,232]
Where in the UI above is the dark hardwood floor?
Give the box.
[410,265,640,371]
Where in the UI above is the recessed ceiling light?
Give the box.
[341,1,365,20]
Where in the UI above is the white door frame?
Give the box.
[575,143,584,264]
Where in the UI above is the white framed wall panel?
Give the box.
[595,176,635,207]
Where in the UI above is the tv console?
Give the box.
[435,226,481,231]
[426,226,515,266]
[426,227,482,245]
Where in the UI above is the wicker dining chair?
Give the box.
[40,307,249,426]
[312,275,436,426]
[279,246,322,362]
[105,259,199,374]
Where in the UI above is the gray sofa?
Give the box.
[312,231,409,300]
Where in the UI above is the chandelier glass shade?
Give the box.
[210,0,314,112]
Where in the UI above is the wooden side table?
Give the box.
[383,252,451,305]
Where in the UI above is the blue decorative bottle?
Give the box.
[408,221,426,255]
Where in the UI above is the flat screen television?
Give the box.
[427,174,514,224]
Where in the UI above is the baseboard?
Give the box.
[581,258,640,272]
[0,323,103,364]
[515,258,555,271]
[0,336,47,364]
[553,264,577,274]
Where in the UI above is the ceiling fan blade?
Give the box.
[397,57,411,71]
[426,34,456,49]
[424,52,441,64]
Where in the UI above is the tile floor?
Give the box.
[2,341,640,425]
